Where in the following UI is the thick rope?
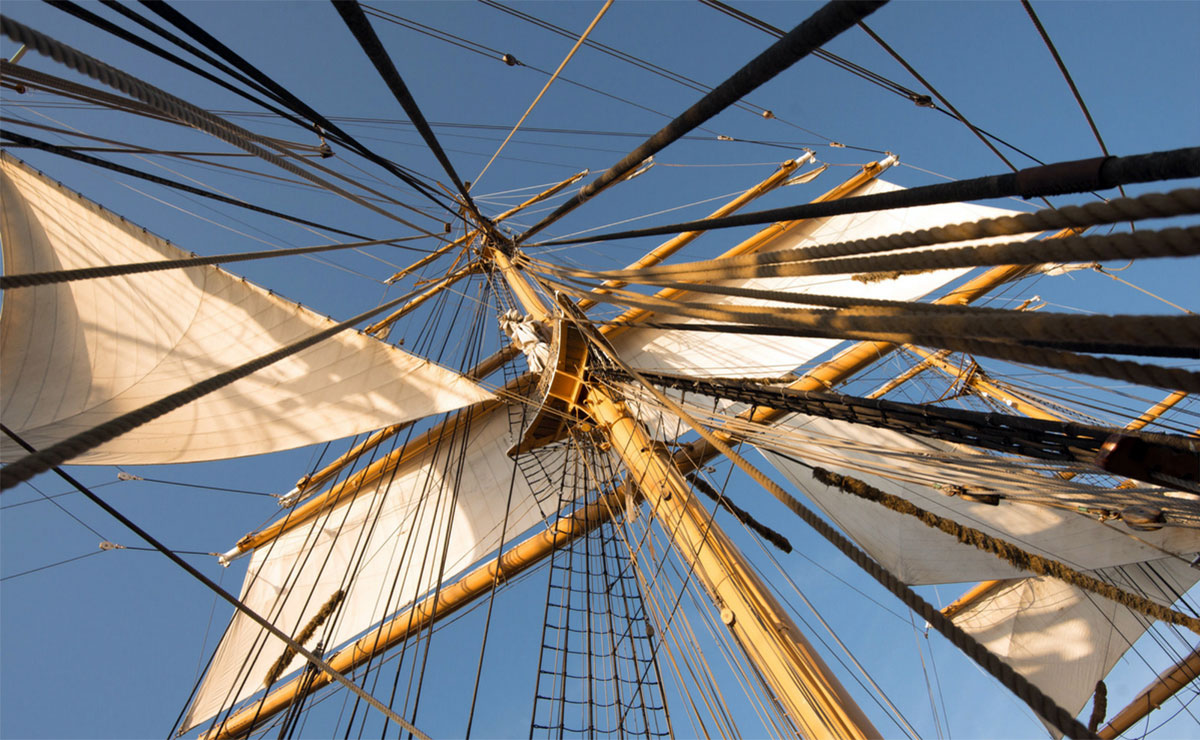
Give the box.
[581,187,1200,281]
[547,269,1200,357]
[811,467,1200,634]
[532,220,1200,285]
[0,236,425,289]
[516,0,887,242]
[555,284,1200,392]
[333,0,483,220]
[0,132,382,243]
[0,276,454,491]
[0,21,441,237]
[686,474,792,553]
[1087,680,1108,734]
[263,590,346,687]
[525,148,1200,247]
[568,308,1095,738]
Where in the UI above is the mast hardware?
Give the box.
[506,314,590,456]
[1097,434,1200,494]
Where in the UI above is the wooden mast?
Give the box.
[213,160,1094,735]
[486,243,878,738]
[222,157,840,562]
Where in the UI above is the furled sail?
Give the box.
[756,416,1200,584]
[0,154,492,464]
[611,178,1025,378]
[952,558,1200,736]
[183,407,549,731]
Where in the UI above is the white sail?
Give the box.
[182,407,549,731]
[0,154,493,464]
[612,178,1028,378]
[757,416,1200,584]
[952,558,1200,737]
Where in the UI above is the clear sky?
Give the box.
[2,2,1199,739]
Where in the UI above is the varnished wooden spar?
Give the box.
[225,156,835,557]
[381,169,588,286]
[575,153,809,311]
[488,243,878,737]
[1099,645,1200,738]
[209,159,1037,735]
[202,489,630,740]
[603,154,896,341]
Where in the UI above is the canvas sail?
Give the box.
[611,178,1028,378]
[952,558,1200,736]
[182,407,550,731]
[0,154,493,464]
[756,416,1200,584]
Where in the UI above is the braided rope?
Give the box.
[0,21,435,235]
[557,284,1200,392]
[811,467,1200,633]
[569,312,1095,738]
[565,187,1200,280]
[532,222,1200,285]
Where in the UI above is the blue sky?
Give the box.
[2,1,1199,738]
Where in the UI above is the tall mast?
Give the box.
[485,243,878,737]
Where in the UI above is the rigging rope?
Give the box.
[133,0,455,214]
[0,130,391,242]
[472,0,613,191]
[570,315,1097,738]
[525,147,1200,247]
[0,232,428,289]
[515,0,888,243]
[45,0,340,150]
[0,24,447,236]
[0,274,459,491]
[333,0,484,222]
[809,466,1200,634]
[1019,2,1115,164]
[555,282,1200,392]
[686,474,792,553]
[594,368,1196,478]
[0,425,431,740]
[550,187,1200,280]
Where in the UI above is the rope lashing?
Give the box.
[686,474,793,553]
[263,590,346,687]
[811,467,1200,635]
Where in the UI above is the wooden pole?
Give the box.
[603,155,896,341]
[382,169,588,285]
[233,158,843,551]
[202,489,628,740]
[492,239,878,738]
[1098,645,1200,738]
[582,386,878,739]
[576,154,808,311]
